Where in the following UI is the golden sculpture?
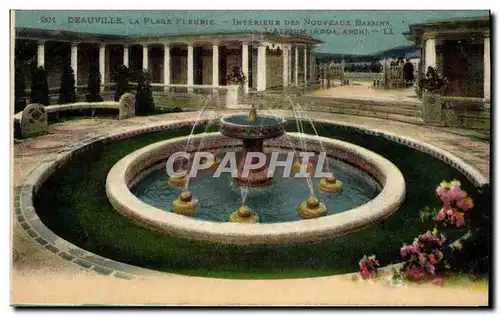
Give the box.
[229,205,259,223]
[172,191,199,216]
[319,176,343,193]
[298,196,327,219]
[248,104,257,123]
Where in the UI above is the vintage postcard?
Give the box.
[11,9,491,306]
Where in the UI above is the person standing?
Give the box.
[403,59,415,87]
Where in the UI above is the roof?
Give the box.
[403,15,490,43]
[14,27,323,45]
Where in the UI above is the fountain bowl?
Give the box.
[219,113,286,140]
[105,133,406,246]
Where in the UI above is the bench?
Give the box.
[14,93,135,139]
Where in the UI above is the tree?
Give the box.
[134,69,155,116]
[86,65,103,102]
[58,65,76,104]
[113,64,131,101]
[14,67,26,113]
[30,66,50,106]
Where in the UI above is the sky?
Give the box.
[14,10,490,55]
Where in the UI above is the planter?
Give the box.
[225,85,240,107]
[422,90,443,125]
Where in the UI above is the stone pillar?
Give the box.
[212,43,219,86]
[187,43,194,87]
[484,34,490,101]
[282,46,289,87]
[242,42,249,94]
[303,45,307,83]
[163,43,170,91]
[256,44,267,91]
[288,46,292,85]
[142,44,149,71]
[70,42,78,86]
[294,45,299,84]
[187,44,194,93]
[99,43,106,91]
[123,44,129,67]
[424,36,436,71]
[37,41,45,67]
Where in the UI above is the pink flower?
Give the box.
[446,208,453,216]
[428,253,438,265]
[448,185,467,202]
[436,208,446,221]
[418,253,427,266]
[400,245,414,257]
[451,211,465,228]
[425,263,436,275]
[406,266,425,281]
[360,267,374,280]
[456,197,474,212]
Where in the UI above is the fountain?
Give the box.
[219,104,286,188]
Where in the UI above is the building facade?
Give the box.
[404,16,490,101]
[15,28,323,94]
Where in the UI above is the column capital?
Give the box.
[423,31,437,41]
[70,41,79,48]
[37,40,47,45]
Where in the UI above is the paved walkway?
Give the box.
[12,111,490,306]
[308,81,421,104]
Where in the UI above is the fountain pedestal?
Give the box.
[219,105,285,188]
[234,139,273,187]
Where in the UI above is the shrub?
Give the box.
[14,67,26,113]
[58,65,76,104]
[226,66,247,85]
[420,66,448,94]
[30,66,50,106]
[135,69,155,116]
[113,64,131,101]
[86,65,103,102]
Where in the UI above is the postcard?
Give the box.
[11,9,491,306]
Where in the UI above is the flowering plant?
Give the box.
[400,228,447,282]
[359,254,380,280]
[419,180,474,228]
[420,66,448,94]
[226,66,247,85]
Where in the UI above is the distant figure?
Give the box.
[403,59,415,87]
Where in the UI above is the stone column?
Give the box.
[288,46,292,85]
[484,33,490,101]
[294,45,299,84]
[163,43,170,91]
[257,44,267,91]
[424,35,436,71]
[303,45,308,83]
[70,42,78,86]
[123,44,129,67]
[99,43,106,91]
[242,42,249,94]
[212,43,219,86]
[282,46,289,87]
[142,44,149,71]
[187,43,194,86]
[37,40,45,67]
